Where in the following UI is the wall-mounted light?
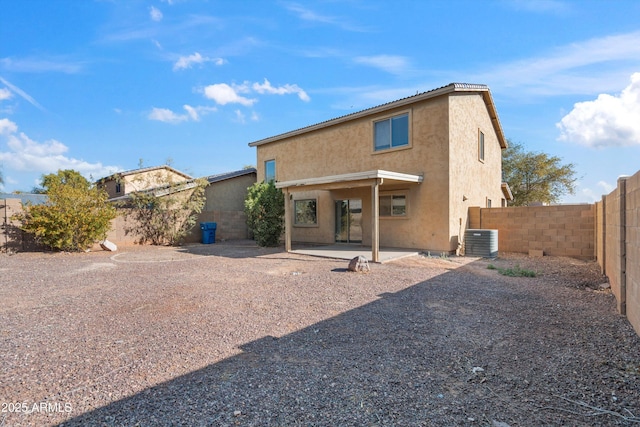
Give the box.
[463,195,468,201]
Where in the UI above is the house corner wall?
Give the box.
[448,94,504,252]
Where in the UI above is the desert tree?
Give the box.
[16,169,116,251]
[503,141,577,206]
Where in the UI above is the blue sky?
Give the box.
[1,0,640,203]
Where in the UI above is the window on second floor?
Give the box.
[374,113,409,151]
[478,130,485,162]
[115,182,122,194]
[265,159,276,182]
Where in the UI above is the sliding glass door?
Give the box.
[335,199,362,243]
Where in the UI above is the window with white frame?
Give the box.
[294,199,317,225]
[374,113,409,151]
[380,195,406,217]
[265,159,276,182]
[478,130,485,162]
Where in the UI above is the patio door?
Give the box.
[335,199,362,243]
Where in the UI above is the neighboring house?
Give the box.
[185,168,257,242]
[95,166,256,245]
[249,83,512,261]
[97,165,193,199]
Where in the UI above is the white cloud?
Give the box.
[234,109,246,124]
[252,78,310,101]
[507,0,570,14]
[0,118,18,135]
[202,79,310,107]
[233,109,258,124]
[0,88,12,101]
[0,77,44,111]
[284,3,368,32]
[149,6,163,22]
[203,83,257,106]
[597,180,615,194]
[0,118,120,179]
[557,73,640,147]
[148,104,217,124]
[148,107,188,124]
[0,56,84,74]
[476,30,640,97]
[353,55,410,76]
[173,52,226,71]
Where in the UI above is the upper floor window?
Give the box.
[115,182,122,194]
[265,159,276,182]
[478,130,485,162]
[374,113,409,151]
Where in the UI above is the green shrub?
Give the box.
[16,170,116,251]
[244,181,284,247]
[122,177,208,246]
[498,264,537,277]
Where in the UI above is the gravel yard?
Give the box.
[1,242,639,426]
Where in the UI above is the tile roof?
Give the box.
[204,168,256,184]
[97,165,193,182]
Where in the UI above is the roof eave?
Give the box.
[248,82,507,149]
[249,83,463,147]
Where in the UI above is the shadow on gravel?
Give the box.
[61,264,640,427]
[174,240,284,259]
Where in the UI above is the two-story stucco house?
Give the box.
[249,83,512,261]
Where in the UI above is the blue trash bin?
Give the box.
[200,222,217,244]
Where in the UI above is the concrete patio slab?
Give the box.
[291,243,420,263]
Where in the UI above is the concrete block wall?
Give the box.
[184,210,250,243]
[1,199,45,252]
[600,172,640,335]
[626,172,640,336]
[470,204,595,259]
[604,180,624,315]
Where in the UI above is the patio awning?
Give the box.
[275,169,423,190]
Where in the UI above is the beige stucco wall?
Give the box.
[449,94,506,249]
[185,173,256,242]
[255,92,505,252]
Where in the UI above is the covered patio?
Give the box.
[277,169,423,262]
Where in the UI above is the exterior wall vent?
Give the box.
[464,229,498,257]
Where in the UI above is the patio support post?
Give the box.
[284,188,292,252]
[371,178,380,262]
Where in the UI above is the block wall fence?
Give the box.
[468,204,595,259]
[468,168,640,335]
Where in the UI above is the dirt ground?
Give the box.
[1,242,639,426]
